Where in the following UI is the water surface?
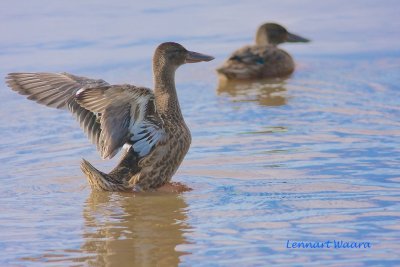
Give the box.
[1,0,400,266]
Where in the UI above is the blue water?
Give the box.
[1,0,400,266]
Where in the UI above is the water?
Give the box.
[1,0,400,266]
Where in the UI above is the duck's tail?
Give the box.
[80,159,133,191]
[217,65,252,80]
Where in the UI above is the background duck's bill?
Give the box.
[186,51,214,63]
[286,32,310,42]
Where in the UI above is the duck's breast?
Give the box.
[259,47,295,78]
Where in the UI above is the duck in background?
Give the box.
[6,42,214,192]
[217,23,310,80]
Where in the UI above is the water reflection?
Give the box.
[217,77,288,106]
[80,191,190,266]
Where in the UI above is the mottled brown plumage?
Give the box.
[217,23,310,80]
[6,42,214,192]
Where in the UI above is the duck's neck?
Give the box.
[255,28,268,46]
[153,62,183,118]
[255,30,277,46]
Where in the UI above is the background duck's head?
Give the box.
[255,23,310,46]
[153,42,214,71]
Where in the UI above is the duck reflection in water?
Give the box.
[217,78,288,107]
[80,191,190,266]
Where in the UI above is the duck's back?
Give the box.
[217,45,294,79]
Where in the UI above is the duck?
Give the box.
[6,42,214,192]
[217,23,309,80]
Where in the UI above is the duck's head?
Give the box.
[255,23,310,46]
[153,42,214,71]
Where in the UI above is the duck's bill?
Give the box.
[186,51,214,63]
[286,32,310,43]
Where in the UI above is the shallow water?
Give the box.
[1,0,400,266]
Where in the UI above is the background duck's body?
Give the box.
[217,23,309,80]
[217,44,294,79]
[6,42,213,192]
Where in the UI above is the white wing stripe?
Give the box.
[74,85,165,159]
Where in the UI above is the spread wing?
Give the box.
[76,85,166,159]
[6,72,109,151]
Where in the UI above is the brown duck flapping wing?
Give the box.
[76,85,166,159]
[6,72,109,149]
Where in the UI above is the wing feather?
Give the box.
[6,72,165,160]
[76,85,166,159]
[6,72,109,153]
